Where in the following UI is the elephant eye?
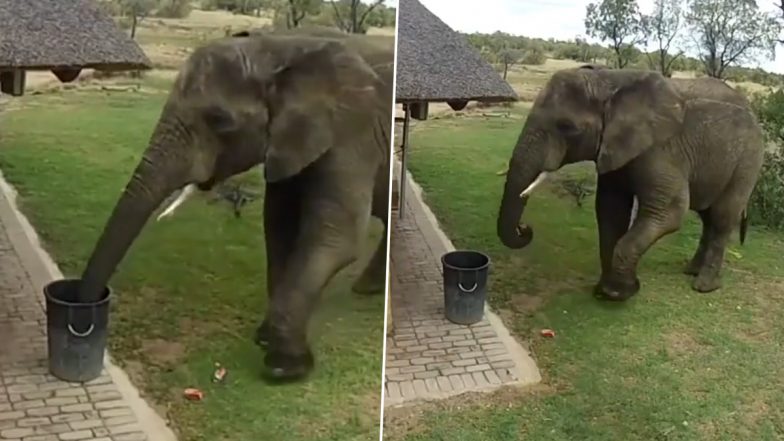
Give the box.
[202,106,237,133]
[556,119,580,136]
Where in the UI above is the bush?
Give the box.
[521,48,546,65]
[155,0,192,18]
[749,150,784,229]
[748,89,784,229]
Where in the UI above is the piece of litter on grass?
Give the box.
[212,363,227,383]
[184,388,204,401]
[540,329,556,338]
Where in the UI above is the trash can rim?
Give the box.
[44,279,112,307]
[440,249,491,271]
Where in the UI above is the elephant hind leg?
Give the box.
[692,194,750,293]
[692,165,761,293]
[684,210,713,276]
[351,224,388,294]
[352,186,390,295]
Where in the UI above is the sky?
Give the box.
[416,0,784,74]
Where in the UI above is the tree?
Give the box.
[643,0,684,77]
[285,0,322,28]
[685,0,781,79]
[119,0,158,39]
[155,0,191,18]
[498,49,522,79]
[585,0,646,68]
[264,0,321,28]
[331,0,386,34]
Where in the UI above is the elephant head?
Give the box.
[77,34,385,301]
[497,67,685,248]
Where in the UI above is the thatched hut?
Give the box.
[0,0,151,96]
[393,0,518,217]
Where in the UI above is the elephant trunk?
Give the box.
[497,131,548,249]
[78,118,195,302]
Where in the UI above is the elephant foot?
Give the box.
[254,321,270,348]
[594,274,640,302]
[351,274,384,295]
[263,348,314,382]
[692,274,722,293]
[683,260,703,276]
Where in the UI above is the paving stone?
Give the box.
[466,364,491,373]
[399,382,415,399]
[68,420,103,431]
[435,377,451,392]
[112,433,146,441]
[485,370,502,385]
[14,400,45,410]
[17,417,51,427]
[58,430,93,440]
[59,405,92,414]
[386,383,401,401]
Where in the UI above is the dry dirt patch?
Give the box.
[383,384,554,440]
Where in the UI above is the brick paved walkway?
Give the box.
[0,176,175,441]
[384,168,541,407]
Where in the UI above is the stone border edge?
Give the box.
[0,170,179,441]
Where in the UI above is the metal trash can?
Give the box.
[44,279,111,382]
[441,250,490,325]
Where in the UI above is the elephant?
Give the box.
[75,27,395,380]
[496,65,764,301]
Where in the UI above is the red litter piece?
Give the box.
[183,388,204,401]
[540,329,556,338]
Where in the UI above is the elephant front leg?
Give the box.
[264,241,358,380]
[263,182,371,380]
[599,193,688,301]
[594,172,634,295]
[256,180,302,348]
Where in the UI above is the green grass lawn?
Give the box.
[386,106,784,441]
[0,81,384,441]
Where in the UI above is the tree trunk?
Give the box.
[130,15,138,39]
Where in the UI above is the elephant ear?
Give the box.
[263,40,381,182]
[596,73,685,174]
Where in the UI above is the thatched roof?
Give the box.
[0,0,151,73]
[395,0,518,104]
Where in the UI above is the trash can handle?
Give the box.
[457,270,479,293]
[458,282,478,293]
[67,323,95,338]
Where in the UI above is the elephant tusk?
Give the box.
[520,172,549,198]
[157,184,197,221]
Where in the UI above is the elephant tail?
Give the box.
[739,209,748,245]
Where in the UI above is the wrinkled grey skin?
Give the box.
[77,27,394,380]
[497,65,764,301]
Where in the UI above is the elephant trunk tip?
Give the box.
[498,221,534,249]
